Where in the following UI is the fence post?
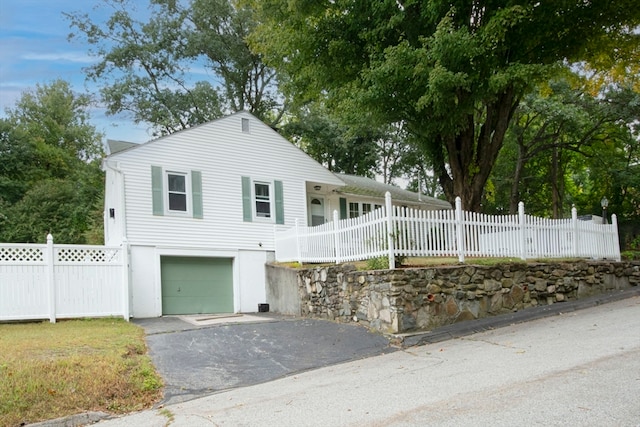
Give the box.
[518,202,526,260]
[386,192,395,269]
[294,219,302,265]
[121,237,130,321]
[571,205,578,258]
[46,234,56,324]
[333,210,341,264]
[455,197,465,263]
[611,214,621,261]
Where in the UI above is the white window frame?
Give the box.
[165,171,191,216]
[348,201,375,218]
[253,180,274,221]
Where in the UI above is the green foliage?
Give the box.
[65,0,283,135]
[365,256,388,271]
[483,66,640,220]
[0,80,104,244]
[281,104,378,177]
[250,0,640,211]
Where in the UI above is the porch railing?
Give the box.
[275,193,620,268]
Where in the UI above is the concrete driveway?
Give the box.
[133,314,396,405]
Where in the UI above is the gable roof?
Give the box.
[102,111,345,187]
[334,173,451,210]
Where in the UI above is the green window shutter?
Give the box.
[274,180,284,225]
[241,176,252,222]
[191,170,203,219]
[339,197,347,220]
[151,166,164,216]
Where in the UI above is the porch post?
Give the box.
[46,233,56,323]
[385,192,395,269]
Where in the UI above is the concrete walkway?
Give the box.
[93,290,640,426]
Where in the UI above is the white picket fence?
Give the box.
[275,193,621,268]
[0,234,129,323]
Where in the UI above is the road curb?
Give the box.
[391,287,640,347]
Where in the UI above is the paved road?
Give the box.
[96,294,640,426]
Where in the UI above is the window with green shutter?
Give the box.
[151,166,203,218]
[241,176,284,223]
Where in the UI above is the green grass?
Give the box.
[0,318,163,427]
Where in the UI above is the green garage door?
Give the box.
[161,256,233,315]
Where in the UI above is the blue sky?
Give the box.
[0,0,152,143]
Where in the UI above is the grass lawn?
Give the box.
[0,318,163,427]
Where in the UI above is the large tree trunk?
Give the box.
[550,145,566,218]
[437,87,519,212]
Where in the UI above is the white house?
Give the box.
[103,111,449,318]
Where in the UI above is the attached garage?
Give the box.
[160,256,234,315]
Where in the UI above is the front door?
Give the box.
[309,197,325,226]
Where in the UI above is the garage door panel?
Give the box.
[161,256,233,315]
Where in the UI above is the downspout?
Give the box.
[102,159,128,244]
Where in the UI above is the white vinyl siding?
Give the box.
[108,112,342,251]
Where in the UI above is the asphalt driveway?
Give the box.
[133,314,396,405]
[132,288,640,407]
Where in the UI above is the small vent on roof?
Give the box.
[241,118,250,133]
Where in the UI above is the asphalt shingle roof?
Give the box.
[335,173,451,210]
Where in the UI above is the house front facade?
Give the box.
[103,111,449,318]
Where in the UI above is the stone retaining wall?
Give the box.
[289,261,640,334]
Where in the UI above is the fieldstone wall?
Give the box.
[292,261,640,334]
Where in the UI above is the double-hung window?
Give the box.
[349,202,359,218]
[151,166,203,218]
[254,182,272,219]
[167,172,188,212]
[241,176,284,224]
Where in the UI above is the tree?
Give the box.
[0,80,104,243]
[250,0,640,211]
[491,76,610,216]
[486,77,640,219]
[65,0,283,136]
[281,104,379,177]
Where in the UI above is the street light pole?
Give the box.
[600,196,609,224]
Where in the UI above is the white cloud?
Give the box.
[22,52,95,64]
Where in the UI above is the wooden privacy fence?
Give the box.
[275,193,621,268]
[0,234,129,323]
